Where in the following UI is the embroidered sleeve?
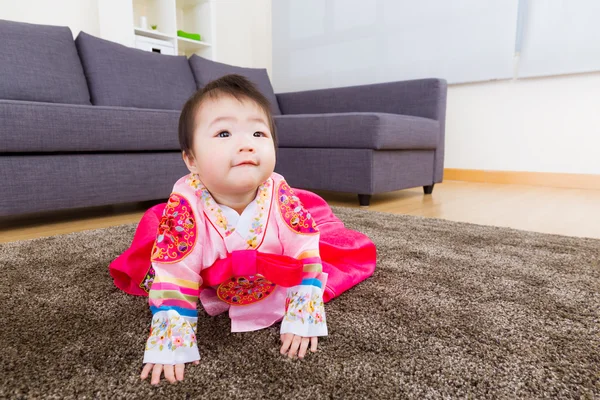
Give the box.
[278,180,319,235]
[151,193,197,263]
[277,180,328,337]
[143,191,203,365]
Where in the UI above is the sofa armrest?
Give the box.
[276,78,447,121]
[276,78,448,184]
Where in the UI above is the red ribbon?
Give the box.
[201,250,304,288]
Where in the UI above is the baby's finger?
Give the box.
[310,336,318,352]
[193,360,199,365]
[288,335,302,358]
[151,364,163,385]
[164,364,176,384]
[280,333,293,343]
[140,363,154,380]
[175,364,185,381]
[280,334,293,355]
[298,337,310,359]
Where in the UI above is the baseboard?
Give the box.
[444,168,600,190]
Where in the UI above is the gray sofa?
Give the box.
[0,19,447,217]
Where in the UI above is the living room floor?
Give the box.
[1,180,599,243]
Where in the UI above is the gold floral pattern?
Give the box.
[187,174,236,237]
[246,180,271,249]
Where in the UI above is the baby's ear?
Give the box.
[182,151,198,174]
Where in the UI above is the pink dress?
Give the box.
[109,172,376,365]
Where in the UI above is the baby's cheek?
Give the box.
[198,147,223,165]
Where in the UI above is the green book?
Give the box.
[177,30,202,42]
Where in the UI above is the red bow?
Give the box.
[201,250,304,288]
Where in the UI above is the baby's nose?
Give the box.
[238,138,255,152]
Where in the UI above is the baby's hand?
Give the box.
[140,361,199,385]
[280,333,318,359]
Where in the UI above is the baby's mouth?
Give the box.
[234,160,258,167]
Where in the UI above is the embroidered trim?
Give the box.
[146,313,197,352]
[189,174,273,248]
[217,275,276,305]
[246,179,272,249]
[277,181,318,235]
[284,290,326,325]
[188,174,236,237]
[139,265,156,294]
[151,193,197,263]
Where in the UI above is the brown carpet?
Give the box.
[1,207,599,399]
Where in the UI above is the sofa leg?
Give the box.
[423,184,435,195]
[358,194,371,206]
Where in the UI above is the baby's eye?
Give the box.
[253,131,266,137]
[217,131,231,138]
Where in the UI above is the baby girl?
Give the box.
[109,74,376,385]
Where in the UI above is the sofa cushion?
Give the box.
[1,153,189,216]
[274,113,440,150]
[75,32,196,110]
[0,19,91,105]
[188,54,281,115]
[0,100,181,152]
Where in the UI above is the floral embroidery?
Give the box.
[217,275,276,305]
[151,194,197,263]
[278,181,318,235]
[186,174,273,247]
[245,179,271,249]
[251,219,263,235]
[188,175,202,190]
[187,174,236,237]
[247,236,258,249]
[283,291,326,325]
[139,265,155,293]
[146,313,197,351]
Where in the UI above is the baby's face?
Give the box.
[187,95,276,197]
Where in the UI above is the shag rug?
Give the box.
[1,207,599,399]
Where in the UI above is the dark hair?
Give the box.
[178,74,277,157]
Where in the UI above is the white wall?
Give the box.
[213,0,272,75]
[98,0,135,47]
[446,72,600,175]
[0,0,100,37]
[272,0,518,91]
[270,1,600,176]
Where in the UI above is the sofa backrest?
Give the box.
[0,19,91,105]
[0,19,280,113]
[75,32,197,110]
[188,54,281,115]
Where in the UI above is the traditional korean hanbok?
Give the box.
[109,172,376,364]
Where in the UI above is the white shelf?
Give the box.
[126,0,215,58]
[177,36,211,52]
[134,27,175,41]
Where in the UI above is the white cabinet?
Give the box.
[134,35,176,55]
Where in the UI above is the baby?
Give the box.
[138,74,328,384]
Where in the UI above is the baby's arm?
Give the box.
[276,181,328,358]
[142,259,202,364]
[140,192,203,384]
